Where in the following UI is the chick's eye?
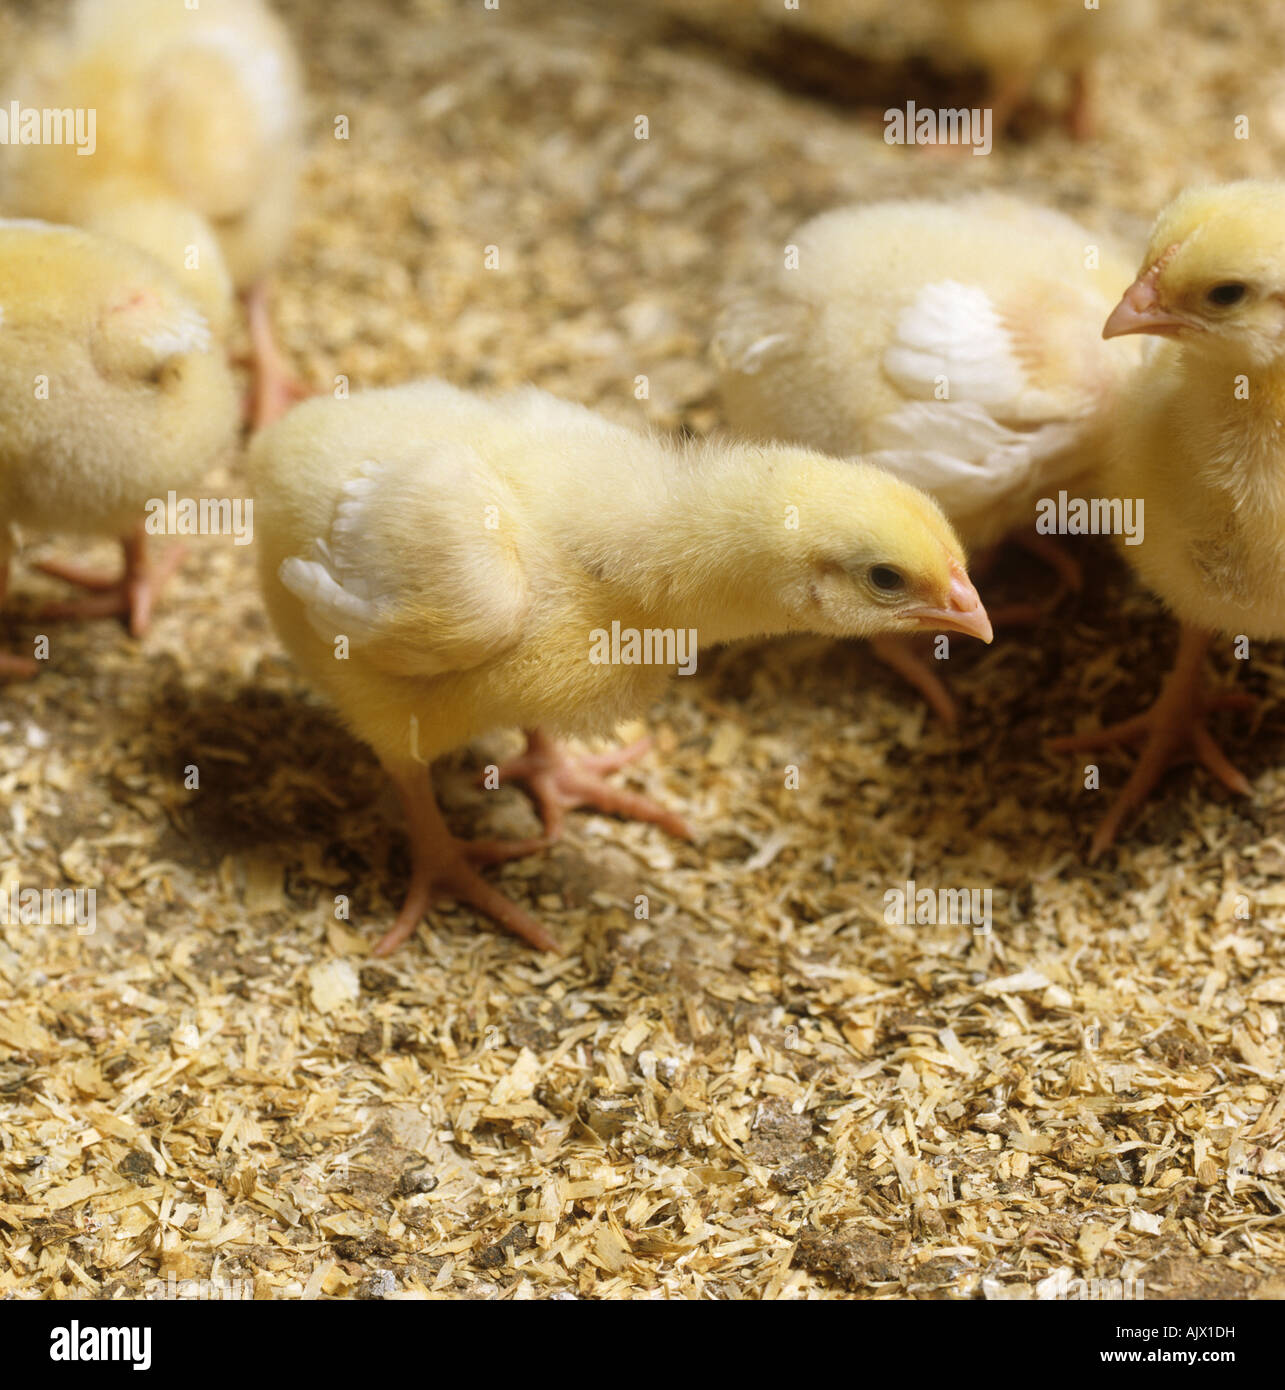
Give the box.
[1207,282,1247,307]
[869,564,905,593]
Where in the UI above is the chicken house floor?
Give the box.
[3,0,1285,1301]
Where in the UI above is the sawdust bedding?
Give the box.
[2,0,1285,1303]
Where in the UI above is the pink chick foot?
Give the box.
[373,767,557,956]
[1048,627,1254,861]
[34,530,186,638]
[489,728,693,841]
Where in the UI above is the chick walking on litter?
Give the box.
[939,0,1154,139]
[0,0,306,430]
[1051,181,1285,858]
[715,193,1141,724]
[252,380,992,955]
[0,220,239,643]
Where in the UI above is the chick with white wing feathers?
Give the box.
[0,219,239,643]
[715,193,1144,723]
[252,380,992,956]
[1051,181,1285,858]
[0,0,305,429]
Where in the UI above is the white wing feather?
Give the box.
[884,280,1038,411]
[864,401,1083,514]
[278,463,394,647]
[278,447,530,678]
[869,280,1092,512]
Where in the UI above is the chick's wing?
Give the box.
[866,278,1098,512]
[278,442,532,680]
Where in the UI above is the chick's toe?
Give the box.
[1049,627,1255,860]
[372,765,557,958]
[491,729,693,842]
[35,531,187,639]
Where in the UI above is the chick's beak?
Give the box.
[906,562,993,644]
[1103,266,1193,339]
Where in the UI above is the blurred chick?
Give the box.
[252,381,993,955]
[1052,181,1285,858]
[0,219,239,640]
[0,0,305,429]
[940,0,1153,139]
[715,193,1142,723]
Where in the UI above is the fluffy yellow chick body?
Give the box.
[1054,181,1285,856]
[717,194,1141,554]
[716,194,1141,718]
[2,0,305,425]
[253,380,991,955]
[1110,346,1285,640]
[0,219,239,639]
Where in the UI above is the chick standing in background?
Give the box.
[252,381,992,956]
[0,0,305,430]
[1051,182,1285,858]
[715,193,1142,724]
[939,0,1153,140]
[0,220,239,641]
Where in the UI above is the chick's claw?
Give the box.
[491,729,693,842]
[1049,627,1254,861]
[372,838,557,957]
[373,767,557,956]
[35,532,187,638]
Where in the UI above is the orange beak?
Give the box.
[907,562,993,644]
[1103,261,1195,339]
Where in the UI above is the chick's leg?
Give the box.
[1014,531,1083,598]
[244,282,309,432]
[490,728,692,841]
[1066,64,1097,141]
[987,70,1035,138]
[976,532,1083,627]
[1049,626,1254,861]
[373,764,558,956]
[869,635,958,728]
[35,528,185,638]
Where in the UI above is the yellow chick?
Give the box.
[252,380,993,956]
[715,193,1141,722]
[1051,181,1285,858]
[0,219,239,641]
[81,193,236,344]
[0,0,305,428]
[940,0,1154,139]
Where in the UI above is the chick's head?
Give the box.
[1105,181,1285,364]
[767,454,992,644]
